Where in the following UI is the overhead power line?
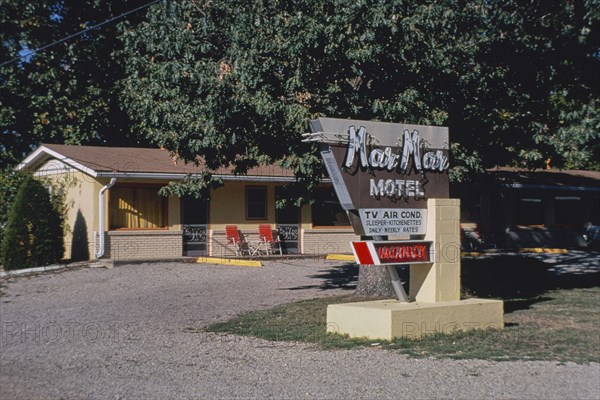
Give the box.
[0,0,161,68]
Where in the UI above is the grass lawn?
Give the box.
[206,288,599,362]
[207,255,600,363]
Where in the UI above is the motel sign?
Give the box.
[306,118,450,236]
[304,117,451,302]
[311,119,505,339]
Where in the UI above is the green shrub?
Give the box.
[0,169,29,253]
[1,175,64,270]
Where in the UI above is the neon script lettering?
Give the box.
[344,126,449,173]
[376,243,430,263]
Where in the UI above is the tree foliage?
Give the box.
[0,0,152,168]
[1,175,64,270]
[120,0,599,197]
[466,0,600,171]
[121,0,485,198]
[0,168,72,260]
[2,0,597,185]
[0,168,28,251]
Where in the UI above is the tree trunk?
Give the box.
[354,264,396,298]
[353,235,397,298]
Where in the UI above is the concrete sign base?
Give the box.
[327,298,504,340]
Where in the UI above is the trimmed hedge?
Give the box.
[1,176,64,270]
[0,169,28,253]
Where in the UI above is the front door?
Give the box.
[182,197,209,256]
[275,188,300,254]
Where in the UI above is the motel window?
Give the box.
[311,187,350,227]
[515,197,545,226]
[460,192,483,223]
[592,197,600,225]
[109,185,167,229]
[555,196,583,226]
[489,193,506,223]
[246,186,267,220]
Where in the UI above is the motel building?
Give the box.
[458,168,600,250]
[17,143,600,262]
[17,144,360,262]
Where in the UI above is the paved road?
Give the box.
[1,258,598,399]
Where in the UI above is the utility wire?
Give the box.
[0,0,161,68]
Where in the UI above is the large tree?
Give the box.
[121,0,489,196]
[0,0,153,168]
[464,0,600,171]
[121,0,598,191]
[120,0,489,298]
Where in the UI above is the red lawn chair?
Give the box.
[257,224,283,256]
[225,225,250,256]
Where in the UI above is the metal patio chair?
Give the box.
[225,225,251,256]
[257,224,283,256]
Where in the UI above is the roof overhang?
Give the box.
[17,145,99,177]
[94,171,301,182]
[18,145,325,183]
[503,183,600,192]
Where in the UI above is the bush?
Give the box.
[1,175,64,270]
[0,169,28,253]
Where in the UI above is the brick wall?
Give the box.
[106,230,183,261]
[102,228,358,259]
[209,230,263,257]
[209,228,358,257]
[302,229,359,255]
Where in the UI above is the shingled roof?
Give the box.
[18,143,295,180]
[490,166,600,191]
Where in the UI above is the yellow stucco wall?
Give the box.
[210,182,278,230]
[36,164,102,261]
[35,170,183,261]
[300,204,312,226]
[208,181,357,255]
[71,172,103,260]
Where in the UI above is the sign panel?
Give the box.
[358,208,427,236]
[308,118,449,236]
[350,240,433,266]
[310,118,450,211]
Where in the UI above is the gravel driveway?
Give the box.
[1,258,598,399]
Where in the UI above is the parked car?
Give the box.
[583,225,600,250]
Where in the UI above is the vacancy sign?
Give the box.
[350,240,433,266]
